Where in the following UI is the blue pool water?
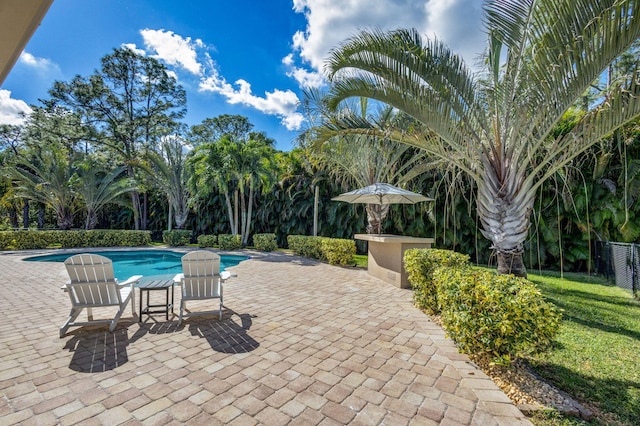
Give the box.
[24,250,248,282]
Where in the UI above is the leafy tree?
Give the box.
[0,125,25,228]
[48,47,186,230]
[323,0,640,276]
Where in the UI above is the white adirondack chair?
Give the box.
[60,253,142,337]
[173,251,232,325]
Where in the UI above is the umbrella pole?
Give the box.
[378,195,383,236]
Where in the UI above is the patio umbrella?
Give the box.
[332,183,433,235]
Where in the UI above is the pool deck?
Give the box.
[0,249,532,425]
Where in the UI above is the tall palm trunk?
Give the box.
[126,164,141,230]
[243,182,254,245]
[477,163,534,277]
[234,189,239,235]
[8,205,18,229]
[223,192,235,233]
[240,186,247,245]
[22,200,29,228]
[365,204,389,235]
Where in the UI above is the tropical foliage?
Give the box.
[0,15,640,274]
[321,0,640,276]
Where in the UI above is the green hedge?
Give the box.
[404,248,470,314]
[435,266,562,364]
[252,233,278,252]
[58,230,151,248]
[0,230,54,250]
[218,234,242,250]
[197,234,217,248]
[288,235,323,259]
[287,235,355,266]
[162,230,192,246]
[321,238,356,265]
[0,230,151,250]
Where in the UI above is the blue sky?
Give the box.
[0,0,484,151]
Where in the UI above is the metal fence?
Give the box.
[594,241,640,297]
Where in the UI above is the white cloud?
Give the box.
[282,54,325,88]
[199,70,303,131]
[121,43,146,56]
[290,0,485,72]
[0,90,32,126]
[135,28,304,130]
[140,29,204,75]
[18,52,62,77]
[19,52,53,70]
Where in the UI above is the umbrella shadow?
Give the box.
[186,310,259,353]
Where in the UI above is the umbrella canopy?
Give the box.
[332,183,433,235]
[331,183,433,205]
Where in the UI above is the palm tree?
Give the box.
[323,0,640,276]
[234,138,278,245]
[303,93,432,234]
[72,159,137,230]
[10,143,77,229]
[146,136,192,230]
[188,135,240,235]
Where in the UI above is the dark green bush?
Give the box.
[287,235,356,265]
[218,234,242,250]
[0,230,54,250]
[287,235,324,260]
[197,234,217,248]
[162,230,191,246]
[435,266,562,364]
[252,233,278,252]
[404,248,469,314]
[0,229,151,250]
[321,238,356,265]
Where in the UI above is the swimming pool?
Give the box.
[24,250,248,282]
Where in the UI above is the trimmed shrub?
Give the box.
[197,234,217,248]
[162,230,191,246]
[321,238,356,265]
[287,235,356,265]
[287,235,324,260]
[435,266,562,364]
[0,229,151,250]
[118,230,152,246]
[404,248,469,314]
[218,234,242,250]
[0,230,54,250]
[252,233,278,252]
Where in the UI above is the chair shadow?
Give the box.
[185,310,259,353]
[63,309,259,371]
[63,314,178,372]
[63,325,131,373]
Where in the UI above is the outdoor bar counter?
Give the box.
[355,234,434,289]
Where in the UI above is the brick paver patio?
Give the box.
[0,249,532,425]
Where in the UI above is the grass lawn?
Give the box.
[527,271,640,425]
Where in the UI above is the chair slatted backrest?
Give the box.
[64,254,121,307]
[181,251,221,299]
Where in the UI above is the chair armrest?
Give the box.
[120,275,143,286]
[173,273,184,283]
[220,271,233,281]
